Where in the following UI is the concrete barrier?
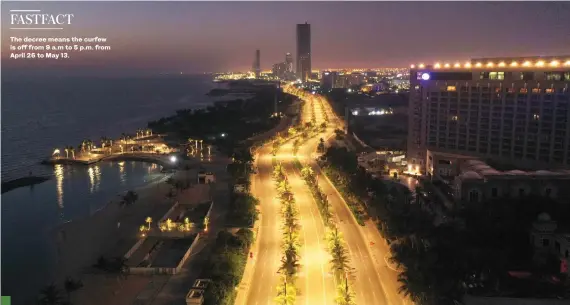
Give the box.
[126,234,200,275]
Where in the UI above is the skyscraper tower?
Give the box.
[253,49,261,78]
[285,52,293,73]
[296,22,311,82]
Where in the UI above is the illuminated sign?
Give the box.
[421,73,430,80]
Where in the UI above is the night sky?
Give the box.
[2,1,570,76]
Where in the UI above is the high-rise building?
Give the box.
[296,22,311,82]
[408,56,570,174]
[285,53,293,73]
[321,71,337,89]
[348,72,365,87]
[253,49,261,78]
[272,62,288,79]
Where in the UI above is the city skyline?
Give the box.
[2,1,570,76]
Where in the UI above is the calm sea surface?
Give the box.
[0,75,220,304]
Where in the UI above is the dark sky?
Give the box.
[2,1,570,76]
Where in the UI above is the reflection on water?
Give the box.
[2,160,166,305]
[94,165,101,193]
[54,164,64,208]
[118,161,125,184]
[88,167,95,193]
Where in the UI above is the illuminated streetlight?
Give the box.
[170,155,177,163]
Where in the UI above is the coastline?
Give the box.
[1,175,51,194]
[41,170,176,305]
[3,154,174,195]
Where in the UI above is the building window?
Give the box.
[469,190,480,202]
[542,238,549,247]
[480,72,489,80]
[491,188,498,197]
[447,86,457,92]
[533,113,540,120]
[520,72,534,80]
[545,88,554,94]
[565,72,570,81]
[532,88,541,93]
[545,72,562,81]
[520,88,528,94]
[489,72,505,80]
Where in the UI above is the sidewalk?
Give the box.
[234,153,263,305]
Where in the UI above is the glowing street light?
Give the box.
[170,155,177,163]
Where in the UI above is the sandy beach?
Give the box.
[40,168,193,304]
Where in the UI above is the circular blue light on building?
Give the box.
[421,73,430,80]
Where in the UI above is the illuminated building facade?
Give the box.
[285,52,293,73]
[272,62,288,79]
[321,71,337,89]
[296,22,311,82]
[408,56,570,173]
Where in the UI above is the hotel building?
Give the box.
[408,56,570,175]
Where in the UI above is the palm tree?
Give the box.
[145,217,152,230]
[64,148,69,158]
[108,256,129,286]
[414,186,423,205]
[300,165,315,180]
[276,180,291,196]
[274,276,296,305]
[63,277,83,304]
[279,243,300,279]
[327,226,350,277]
[318,138,326,153]
[38,283,63,305]
[335,276,356,305]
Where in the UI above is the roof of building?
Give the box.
[459,159,570,180]
[460,171,483,180]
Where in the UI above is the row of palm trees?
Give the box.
[37,277,83,305]
[299,165,356,305]
[135,128,153,139]
[59,128,155,160]
[273,163,300,305]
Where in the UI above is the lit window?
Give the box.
[489,72,505,80]
[533,113,540,120]
[545,88,554,94]
[451,115,459,121]
[447,86,457,91]
[545,72,562,81]
[532,88,541,93]
[520,88,528,93]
